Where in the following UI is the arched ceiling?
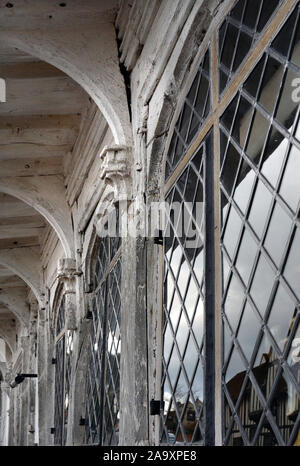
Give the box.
[0,0,131,145]
[0,0,130,359]
[0,39,91,346]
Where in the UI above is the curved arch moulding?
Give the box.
[0,176,74,258]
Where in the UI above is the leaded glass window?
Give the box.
[221,1,300,446]
[161,133,213,445]
[85,208,122,446]
[165,49,211,180]
[54,296,74,445]
[219,0,283,95]
[162,0,300,446]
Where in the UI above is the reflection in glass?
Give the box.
[275,68,300,132]
[220,0,300,447]
[246,111,270,164]
[219,0,281,95]
[248,180,272,238]
[267,285,296,352]
[250,254,275,316]
[264,203,292,267]
[284,228,300,300]
[280,145,300,213]
[223,206,242,259]
[235,229,257,285]
[237,302,261,363]
[258,56,284,115]
[162,138,208,445]
[165,50,211,179]
[224,275,245,333]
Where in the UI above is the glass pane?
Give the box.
[254,417,279,446]
[165,50,211,179]
[237,302,261,363]
[223,206,243,260]
[243,0,261,30]
[284,227,300,300]
[236,380,263,444]
[250,254,275,316]
[219,0,283,96]
[243,55,266,99]
[260,127,288,188]
[291,12,300,67]
[264,203,293,267]
[222,3,300,446]
[224,275,245,333]
[248,180,273,238]
[267,284,297,352]
[161,136,209,444]
[221,23,239,70]
[232,31,253,73]
[230,0,245,22]
[232,96,253,149]
[225,346,246,396]
[280,145,300,212]
[233,160,256,215]
[245,111,270,164]
[257,0,281,32]
[275,68,300,132]
[235,228,257,285]
[271,8,298,58]
[221,142,241,196]
[258,56,285,115]
[220,95,239,133]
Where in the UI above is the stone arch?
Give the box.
[0,289,30,327]
[0,248,42,306]
[0,176,74,258]
[0,328,15,355]
[0,24,132,146]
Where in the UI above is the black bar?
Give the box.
[204,130,215,446]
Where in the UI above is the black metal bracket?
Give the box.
[154,230,164,246]
[50,428,56,435]
[51,358,57,365]
[150,398,164,415]
[15,373,37,384]
[79,417,86,426]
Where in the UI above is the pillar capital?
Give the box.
[57,258,80,294]
[99,145,132,201]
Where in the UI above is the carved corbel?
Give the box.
[99,145,132,201]
[95,145,133,238]
[57,258,80,331]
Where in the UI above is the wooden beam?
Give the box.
[0,156,63,176]
[0,143,71,160]
[0,61,65,79]
[0,198,39,218]
[0,114,81,130]
[0,77,88,116]
[0,215,44,227]
[0,236,40,249]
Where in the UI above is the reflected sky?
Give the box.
[223,118,300,384]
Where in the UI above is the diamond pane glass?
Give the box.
[165,50,211,180]
[85,228,122,445]
[161,135,212,445]
[54,335,65,445]
[221,2,300,445]
[218,0,282,95]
